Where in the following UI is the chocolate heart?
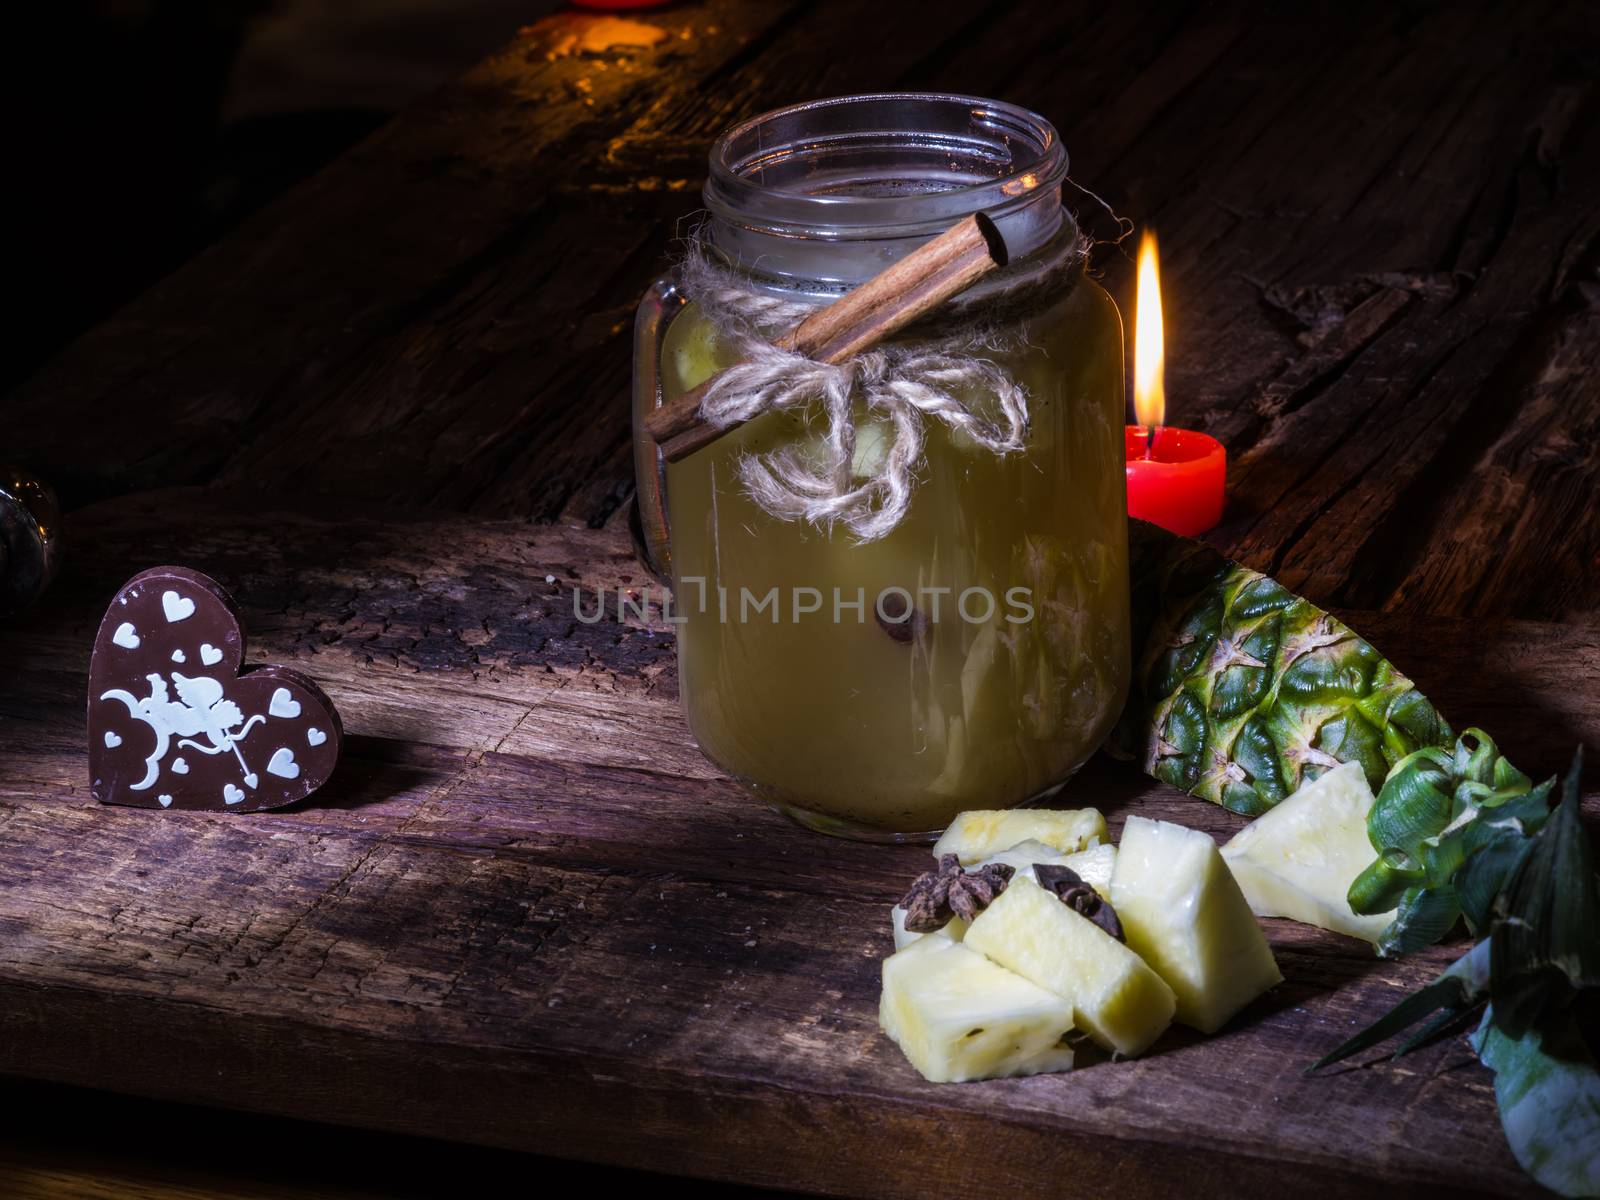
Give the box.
[88,566,343,812]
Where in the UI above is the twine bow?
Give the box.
[678,244,1058,542]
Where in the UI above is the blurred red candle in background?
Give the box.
[1125,231,1226,537]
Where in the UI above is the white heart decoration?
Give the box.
[268,688,301,719]
[266,747,300,780]
[223,784,244,805]
[171,649,187,663]
[172,757,189,774]
[162,591,196,623]
[244,772,259,789]
[307,727,327,747]
[158,794,173,808]
[200,643,223,666]
[103,730,122,748]
[112,622,140,650]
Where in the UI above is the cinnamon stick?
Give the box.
[646,212,1008,464]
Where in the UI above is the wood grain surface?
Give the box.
[4,1,1599,1196]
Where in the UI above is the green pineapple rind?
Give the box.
[1116,521,1452,818]
[1118,521,1560,958]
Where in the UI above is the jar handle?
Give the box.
[630,278,682,583]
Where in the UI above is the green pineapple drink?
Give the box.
[661,276,1130,835]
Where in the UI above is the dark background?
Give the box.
[6,0,566,395]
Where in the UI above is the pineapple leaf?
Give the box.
[1473,1005,1600,1199]
[1347,848,1423,915]
[1365,746,1456,859]
[1392,1001,1488,1059]
[1309,757,1599,1199]
[1454,730,1532,793]
[1358,729,1551,948]
[1445,777,1554,933]
[1377,885,1464,958]
[1307,940,1490,1071]
[1490,749,1600,1038]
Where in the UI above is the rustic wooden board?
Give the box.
[3,0,1599,1195]
[1,494,1596,1199]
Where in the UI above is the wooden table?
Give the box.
[4,3,1597,1196]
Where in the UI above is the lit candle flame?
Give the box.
[1133,230,1165,434]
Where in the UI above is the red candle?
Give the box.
[1124,230,1226,537]
[1125,426,1226,537]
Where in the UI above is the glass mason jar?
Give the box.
[633,93,1129,840]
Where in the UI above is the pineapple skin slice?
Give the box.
[1221,760,1397,944]
[890,904,967,950]
[1111,816,1283,1034]
[932,809,1107,865]
[879,937,1076,1083]
[1113,520,1451,817]
[965,875,1175,1057]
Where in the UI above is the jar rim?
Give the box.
[704,92,1068,243]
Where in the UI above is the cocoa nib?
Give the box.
[900,854,1014,931]
[1033,863,1125,941]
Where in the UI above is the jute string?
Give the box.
[676,225,1089,542]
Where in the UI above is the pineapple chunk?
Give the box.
[933,809,1107,865]
[1220,761,1397,944]
[975,840,1117,899]
[879,937,1075,1082]
[964,875,1175,1057]
[890,904,967,950]
[974,837,1067,874]
[1057,843,1117,898]
[1110,816,1282,1034]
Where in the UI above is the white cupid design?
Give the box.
[100,672,266,792]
